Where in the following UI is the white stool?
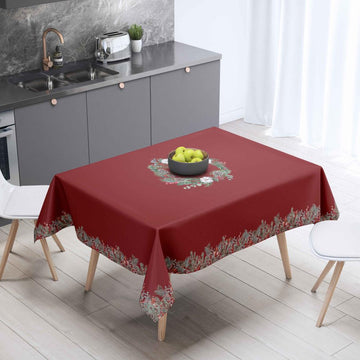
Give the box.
[310,220,360,327]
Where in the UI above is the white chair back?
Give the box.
[0,170,16,218]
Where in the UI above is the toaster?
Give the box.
[95,31,131,63]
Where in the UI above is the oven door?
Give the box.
[0,125,19,185]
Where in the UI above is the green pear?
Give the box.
[193,149,204,160]
[172,153,186,162]
[190,157,202,163]
[175,146,186,154]
[184,148,195,162]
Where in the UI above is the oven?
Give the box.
[0,111,19,185]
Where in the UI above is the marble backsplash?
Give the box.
[0,0,174,76]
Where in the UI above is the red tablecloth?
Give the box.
[35,127,338,321]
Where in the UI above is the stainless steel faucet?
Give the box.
[42,28,64,71]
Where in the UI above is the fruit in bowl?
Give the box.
[168,146,209,176]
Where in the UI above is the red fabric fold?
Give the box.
[140,230,174,321]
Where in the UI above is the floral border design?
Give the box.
[34,212,73,241]
[76,227,147,275]
[34,203,338,322]
[148,158,233,189]
[140,285,175,322]
[34,212,147,275]
[165,204,339,273]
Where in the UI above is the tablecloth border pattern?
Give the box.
[148,158,233,189]
[34,203,338,322]
[139,284,174,322]
[165,204,339,273]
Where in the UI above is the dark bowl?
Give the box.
[168,149,209,176]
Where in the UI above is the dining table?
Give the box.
[34,127,339,341]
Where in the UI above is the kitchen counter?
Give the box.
[0,41,221,112]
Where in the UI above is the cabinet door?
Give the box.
[151,60,220,144]
[87,78,151,163]
[15,93,89,185]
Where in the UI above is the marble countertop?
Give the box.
[0,42,221,113]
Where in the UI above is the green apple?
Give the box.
[190,157,202,163]
[184,148,195,162]
[193,149,204,160]
[172,153,186,162]
[175,146,186,154]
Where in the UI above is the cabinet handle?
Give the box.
[185,67,191,73]
[119,82,125,89]
[51,99,57,106]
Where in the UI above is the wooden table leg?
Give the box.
[51,234,65,252]
[158,313,168,341]
[157,273,171,341]
[85,249,99,291]
[40,238,58,281]
[277,232,292,280]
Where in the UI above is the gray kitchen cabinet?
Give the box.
[151,60,220,144]
[14,93,89,185]
[12,55,220,185]
[87,77,151,163]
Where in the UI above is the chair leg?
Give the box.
[85,249,99,291]
[277,232,292,279]
[0,220,19,280]
[311,260,336,293]
[51,234,65,252]
[40,238,58,281]
[316,261,344,327]
[9,220,19,253]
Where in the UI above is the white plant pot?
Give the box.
[131,39,142,53]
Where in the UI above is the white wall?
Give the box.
[175,0,246,124]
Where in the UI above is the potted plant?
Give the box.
[128,24,144,53]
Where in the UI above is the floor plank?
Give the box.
[2,232,108,316]
[209,297,334,360]
[1,276,148,360]
[332,315,360,343]
[0,286,94,359]
[234,245,352,306]
[334,343,360,360]
[336,298,360,321]
[88,304,200,360]
[0,320,46,360]
[215,254,345,323]
[192,265,351,355]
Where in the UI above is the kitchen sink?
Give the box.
[61,66,118,83]
[8,62,119,93]
[17,76,71,92]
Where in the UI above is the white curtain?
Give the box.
[244,0,360,157]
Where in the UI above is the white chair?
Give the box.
[309,219,360,327]
[0,171,65,281]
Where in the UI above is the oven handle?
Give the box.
[0,128,13,138]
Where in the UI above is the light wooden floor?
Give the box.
[1,119,360,360]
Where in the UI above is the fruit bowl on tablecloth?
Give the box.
[168,147,209,176]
